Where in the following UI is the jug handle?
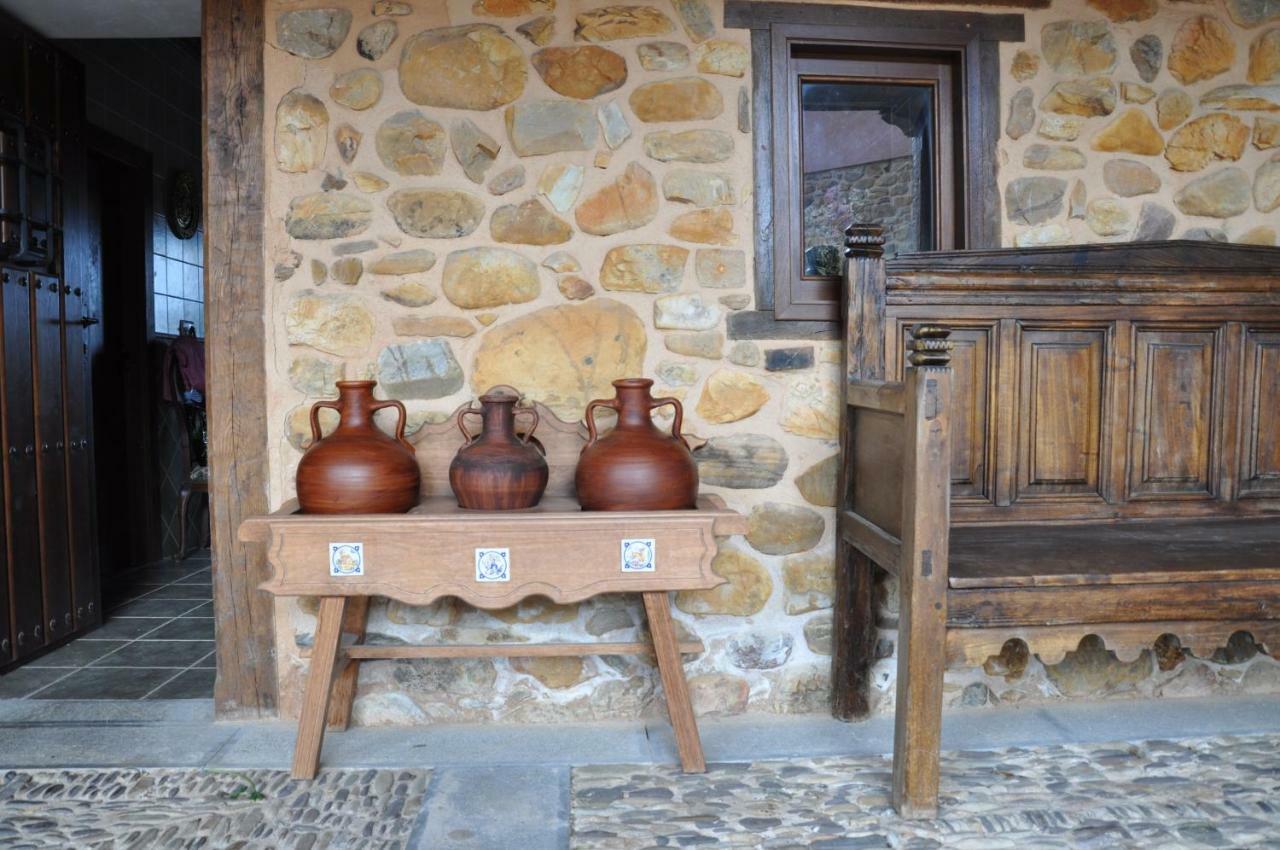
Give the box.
[650,396,690,450]
[514,406,540,446]
[583,398,619,446]
[309,399,341,445]
[457,405,483,444]
[370,398,412,451]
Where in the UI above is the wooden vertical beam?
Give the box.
[204,0,277,718]
[892,329,953,819]
[832,224,886,720]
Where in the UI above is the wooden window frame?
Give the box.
[776,49,959,321]
[724,2,1025,339]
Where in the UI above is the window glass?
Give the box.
[152,212,204,337]
[800,81,935,277]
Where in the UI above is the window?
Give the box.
[725,3,1024,335]
[778,50,959,320]
[152,212,204,337]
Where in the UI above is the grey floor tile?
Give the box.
[0,698,215,723]
[90,640,212,669]
[183,602,212,615]
[410,766,569,850]
[146,668,215,699]
[102,589,153,608]
[130,584,212,601]
[0,721,233,766]
[141,618,215,640]
[110,599,207,618]
[85,617,168,640]
[120,568,201,584]
[27,640,129,668]
[173,571,211,586]
[29,667,178,700]
[0,666,73,698]
[104,578,168,591]
[193,650,216,669]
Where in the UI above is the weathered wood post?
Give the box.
[832,223,886,720]
[893,325,953,818]
[204,0,277,718]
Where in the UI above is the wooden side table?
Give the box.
[239,391,746,780]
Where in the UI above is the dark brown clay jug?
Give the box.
[296,381,420,514]
[576,378,698,511]
[449,390,549,510]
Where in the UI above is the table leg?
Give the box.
[292,596,347,780]
[327,595,370,731]
[642,591,706,773]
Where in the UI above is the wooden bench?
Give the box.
[832,228,1280,817]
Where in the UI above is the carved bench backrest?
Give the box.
[845,236,1280,526]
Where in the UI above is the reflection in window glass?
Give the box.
[801,81,935,276]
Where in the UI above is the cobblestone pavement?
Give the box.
[571,734,1280,849]
[0,768,430,849]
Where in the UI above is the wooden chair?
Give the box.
[834,225,1280,817]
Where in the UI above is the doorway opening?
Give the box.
[0,31,211,701]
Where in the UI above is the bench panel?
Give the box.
[1241,328,1280,499]
[949,518,1280,588]
[948,580,1280,628]
[1129,326,1223,501]
[1014,326,1109,503]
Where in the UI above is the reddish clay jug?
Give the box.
[575,378,698,511]
[296,381,420,514]
[449,390,549,510]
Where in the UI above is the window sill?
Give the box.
[727,310,839,341]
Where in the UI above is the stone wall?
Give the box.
[261,0,1280,726]
[1001,0,1278,246]
[802,156,921,265]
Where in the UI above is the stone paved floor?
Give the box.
[0,768,429,849]
[2,733,1279,848]
[570,734,1280,850]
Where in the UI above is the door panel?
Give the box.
[63,280,97,626]
[1129,327,1220,499]
[2,268,43,658]
[1014,327,1108,502]
[1240,328,1280,499]
[0,30,22,118]
[59,59,96,629]
[32,272,70,642]
[24,39,56,136]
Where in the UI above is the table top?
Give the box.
[242,494,745,608]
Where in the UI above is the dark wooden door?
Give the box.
[59,57,97,630]
[0,275,7,662]
[0,15,97,667]
[62,276,97,628]
[33,271,70,642]
[2,267,43,659]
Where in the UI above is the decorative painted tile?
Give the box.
[475,548,510,583]
[621,539,656,572]
[329,542,364,577]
